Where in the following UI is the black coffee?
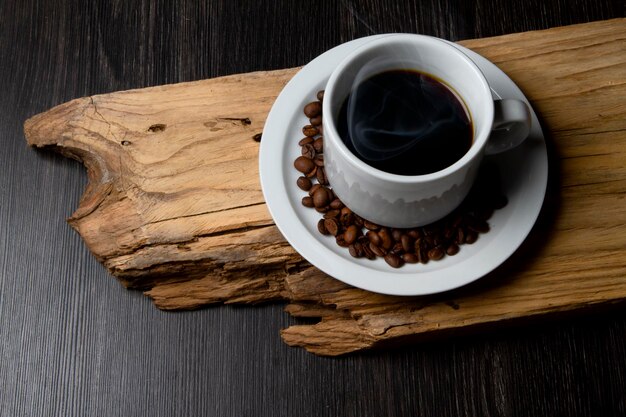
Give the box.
[337,69,473,176]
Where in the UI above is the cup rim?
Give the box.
[323,34,494,184]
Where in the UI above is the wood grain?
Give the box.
[24,19,626,355]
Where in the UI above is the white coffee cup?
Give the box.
[322,34,531,228]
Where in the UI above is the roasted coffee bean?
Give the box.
[296,176,312,191]
[378,228,393,250]
[474,207,494,221]
[317,219,329,235]
[303,101,322,118]
[408,229,420,239]
[418,249,429,264]
[308,183,321,196]
[336,234,349,247]
[340,213,354,226]
[354,241,365,257]
[451,214,463,228]
[391,229,402,242]
[443,225,455,240]
[315,206,329,213]
[354,215,364,227]
[402,253,419,264]
[324,218,340,236]
[310,115,322,126]
[384,253,404,268]
[329,199,343,210]
[301,143,316,159]
[446,243,460,256]
[493,194,508,210]
[313,187,330,208]
[467,217,490,233]
[362,242,376,259]
[326,188,336,201]
[294,156,315,174]
[313,154,324,166]
[316,90,325,102]
[465,231,478,244]
[455,228,465,245]
[302,125,319,137]
[324,209,340,219]
[316,167,328,185]
[305,165,317,178]
[301,196,314,208]
[401,234,412,253]
[366,230,381,246]
[339,207,354,225]
[344,225,359,245]
[313,137,323,152]
[363,220,379,231]
[298,137,314,146]
[348,244,360,258]
[428,246,445,261]
[369,242,386,257]
[392,242,404,254]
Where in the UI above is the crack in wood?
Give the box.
[217,117,252,125]
[145,201,268,225]
[90,96,120,142]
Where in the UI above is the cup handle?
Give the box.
[485,99,532,155]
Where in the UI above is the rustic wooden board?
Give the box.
[24,19,626,356]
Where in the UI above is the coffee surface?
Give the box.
[337,69,472,176]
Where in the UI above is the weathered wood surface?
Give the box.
[24,19,626,356]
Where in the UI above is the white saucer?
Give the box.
[259,35,548,296]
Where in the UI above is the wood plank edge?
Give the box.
[281,298,626,356]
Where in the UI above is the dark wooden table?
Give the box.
[1,1,625,415]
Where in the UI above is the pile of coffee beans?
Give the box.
[293,90,507,268]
